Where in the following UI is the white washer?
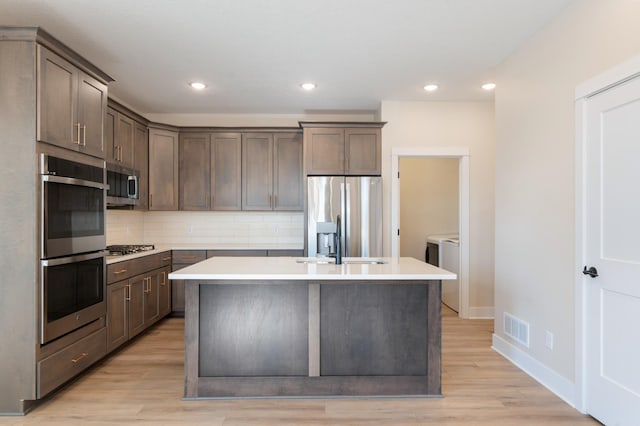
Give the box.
[425,234,460,312]
[440,238,460,313]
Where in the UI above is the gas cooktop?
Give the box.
[106,244,155,256]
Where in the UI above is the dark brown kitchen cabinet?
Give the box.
[106,252,172,352]
[106,279,129,352]
[37,45,107,158]
[242,133,273,210]
[179,133,211,210]
[301,122,384,176]
[273,133,303,210]
[158,267,171,318]
[149,127,179,210]
[134,122,149,210]
[242,132,303,211]
[105,111,134,167]
[171,250,206,316]
[179,132,242,211]
[211,133,242,210]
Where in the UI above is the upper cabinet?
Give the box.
[242,132,303,211]
[178,132,242,211]
[133,122,149,210]
[273,133,303,211]
[37,46,108,159]
[300,122,385,176]
[105,106,136,168]
[149,127,179,210]
[211,133,242,210]
[179,133,212,210]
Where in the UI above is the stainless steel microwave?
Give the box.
[106,163,139,206]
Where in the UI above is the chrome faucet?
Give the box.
[335,214,342,265]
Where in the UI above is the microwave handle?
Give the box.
[127,175,139,199]
[42,174,108,191]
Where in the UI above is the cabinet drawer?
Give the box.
[172,250,206,264]
[206,249,267,258]
[158,251,172,267]
[267,249,304,257]
[38,327,107,397]
[107,260,133,283]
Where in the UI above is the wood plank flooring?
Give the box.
[0,306,599,425]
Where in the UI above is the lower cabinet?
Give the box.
[107,252,172,353]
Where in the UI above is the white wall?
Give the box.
[380,101,495,311]
[399,157,458,261]
[494,0,640,384]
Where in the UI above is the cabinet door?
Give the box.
[144,274,160,325]
[345,128,381,175]
[211,133,242,210]
[128,275,146,338]
[77,72,107,158]
[117,113,135,167]
[134,122,149,210]
[37,46,77,149]
[304,127,345,175]
[242,133,273,210]
[157,267,171,317]
[106,280,129,353]
[105,107,117,163]
[179,133,211,210]
[171,279,185,315]
[273,133,303,211]
[149,128,179,210]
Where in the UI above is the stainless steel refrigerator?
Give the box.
[307,176,382,258]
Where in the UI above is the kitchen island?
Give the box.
[168,256,455,399]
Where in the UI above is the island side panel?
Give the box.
[198,283,309,377]
[320,283,428,376]
[426,279,442,395]
[184,281,200,398]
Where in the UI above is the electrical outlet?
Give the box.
[545,330,554,350]
[187,224,193,234]
[273,225,279,234]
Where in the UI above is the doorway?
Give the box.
[391,147,470,318]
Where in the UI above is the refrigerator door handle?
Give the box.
[344,182,350,256]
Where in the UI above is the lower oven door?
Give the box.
[41,251,107,344]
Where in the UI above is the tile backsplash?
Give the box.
[106,210,304,247]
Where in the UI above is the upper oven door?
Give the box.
[42,174,107,259]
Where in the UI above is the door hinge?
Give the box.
[397,229,400,236]
[397,172,400,179]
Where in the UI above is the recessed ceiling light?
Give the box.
[481,82,496,91]
[423,84,439,92]
[189,82,207,90]
[300,82,317,91]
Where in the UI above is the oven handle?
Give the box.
[42,174,109,191]
[42,250,108,267]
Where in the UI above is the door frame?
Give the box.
[574,53,640,413]
[390,147,470,318]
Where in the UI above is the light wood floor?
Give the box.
[1,307,599,425]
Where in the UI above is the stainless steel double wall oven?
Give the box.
[39,151,108,344]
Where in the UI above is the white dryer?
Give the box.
[425,234,460,312]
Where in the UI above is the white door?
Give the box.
[584,75,640,425]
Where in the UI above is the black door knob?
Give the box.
[582,266,599,278]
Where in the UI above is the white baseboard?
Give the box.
[492,333,576,408]
[467,306,494,319]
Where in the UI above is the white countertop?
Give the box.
[168,256,456,281]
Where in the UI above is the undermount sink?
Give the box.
[296,258,387,265]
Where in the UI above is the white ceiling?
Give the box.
[0,0,574,115]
